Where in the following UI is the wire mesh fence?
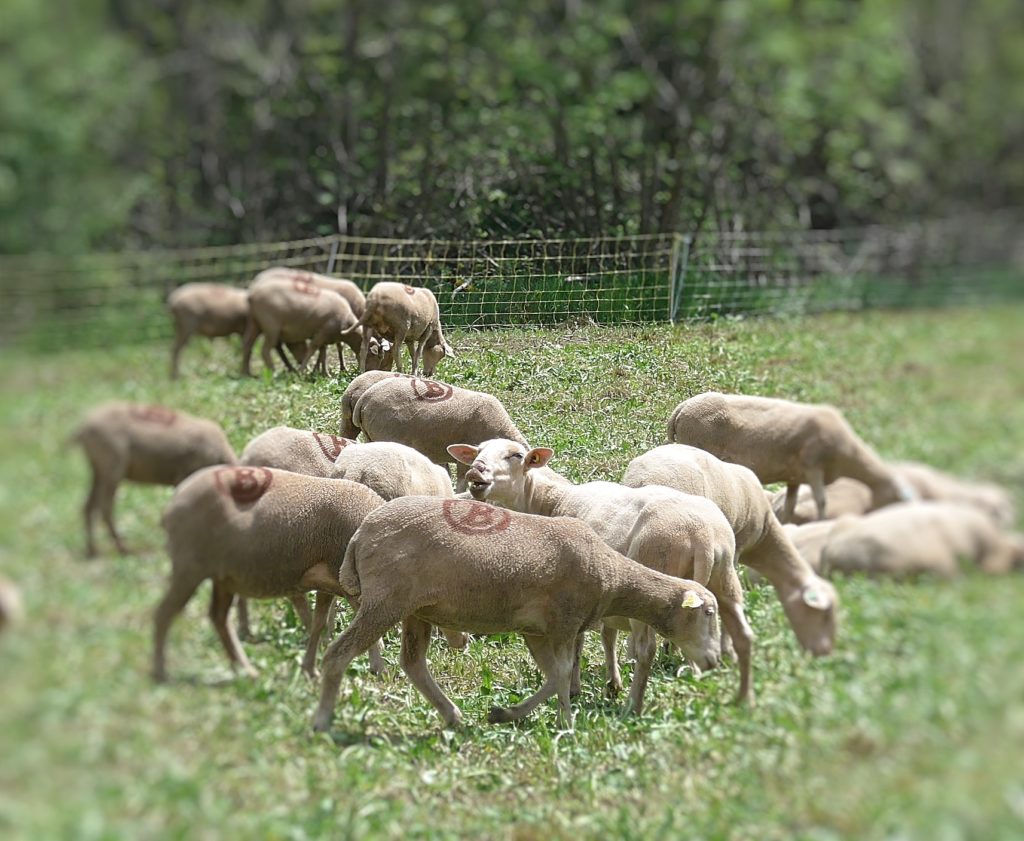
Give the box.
[1,214,1022,351]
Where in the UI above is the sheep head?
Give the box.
[447,439,553,508]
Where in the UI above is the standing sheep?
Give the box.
[666,391,912,523]
[819,502,1024,579]
[155,466,384,682]
[622,444,839,657]
[351,376,527,491]
[311,496,721,732]
[357,282,454,375]
[447,438,750,707]
[251,267,366,319]
[71,402,237,558]
[241,278,360,377]
[167,283,249,379]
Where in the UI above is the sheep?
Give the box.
[622,444,839,657]
[154,466,385,683]
[334,441,455,500]
[311,496,721,732]
[240,426,356,478]
[71,402,236,558]
[339,370,411,439]
[666,391,913,523]
[167,283,249,379]
[357,282,454,376]
[351,376,527,491]
[779,521,840,575]
[251,267,366,319]
[0,577,23,634]
[447,438,750,707]
[819,502,1024,579]
[241,277,360,377]
[773,462,1016,528]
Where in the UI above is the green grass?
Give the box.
[1,306,1024,840]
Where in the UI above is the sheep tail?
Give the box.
[338,539,362,597]
[665,404,681,443]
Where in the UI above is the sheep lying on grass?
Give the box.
[72,402,236,558]
[623,444,839,657]
[167,283,249,379]
[447,438,751,707]
[241,277,360,377]
[772,461,1016,527]
[667,392,912,522]
[357,282,454,376]
[820,502,1024,579]
[311,496,720,732]
[352,376,527,491]
[155,467,384,682]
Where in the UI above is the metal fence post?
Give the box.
[668,234,682,323]
[670,234,692,324]
[325,238,340,274]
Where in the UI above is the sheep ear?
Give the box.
[444,341,455,358]
[447,444,479,465]
[681,590,704,609]
[524,447,555,470]
[802,585,832,610]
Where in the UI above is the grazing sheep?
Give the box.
[167,283,249,379]
[240,426,356,478]
[339,370,411,439]
[311,496,721,732]
[0,577,23,633]
[357,282,454,375]
[820,502,1024,579]
[334,441,455,500]
[773,462,1016,528]
[241,278,359,377]
[72,402,236,558]
[666,392,912,522]
[351,376,527,491]
[447,439,750,707]
[622,444,839,657]
[250,267,366,318]
[155,466,385,682]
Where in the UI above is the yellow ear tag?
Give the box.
[682,591,704,609]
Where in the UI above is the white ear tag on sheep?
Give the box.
[681,591,704,609]
[802,586,830,610]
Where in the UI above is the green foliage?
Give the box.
[1,306,1024,838]
[2,0,1022,253]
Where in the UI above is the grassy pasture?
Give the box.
[1,305,1023,840]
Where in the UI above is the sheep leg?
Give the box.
[487,635,564,726]
[240,318,260,376]
[312,602,401,732]
[601,624,623,696]
[358,327,373,372]
[299,562,384,673]
[83,469,101,558]
[807,468,827,520]
[97,478,127,556]
[236,596,252,640]
[170,324,189,380]
[300,591,335,679]
[410,335,425,376]
[719,598,755,705]
[209,581,257,678]
[152,574,203,682]
[336,343,346,373]
[783,483,800,523]
[569,631,584,697]
[400,616,463,727]
[391,327,409,373]
[290,594,314,630]
[624,621,657,716]
[260,327,279,373]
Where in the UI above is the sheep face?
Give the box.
[447,439,553,505]
[666,587,722,671]
[422,339,454,377]
[782,577,838,656]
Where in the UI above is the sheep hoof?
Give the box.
[605,680,622,698]
[487,706,513,724]
[302,666,319,682]
[311,712,332,733]
[151,669,168,684]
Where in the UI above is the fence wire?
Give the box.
[1,214,1021,351]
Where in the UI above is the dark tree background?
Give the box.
[2,0,1022,254]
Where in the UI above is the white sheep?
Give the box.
[155,466,385,682]
[240,426,356,478]
[666,391,912,522]
[241,277,359,377]
[334,441,454,500]
[357,281,454,375]
[819,501,1024,579]
[71,402,236,558]
[351,376,528,491]
[167,283,249,379]
[339,370,411,439]
[311,496,721,732]
[251,267,366,319]
[622,444,839,657]
[446,438,751,707]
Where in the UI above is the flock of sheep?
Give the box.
[37,267,1024,734]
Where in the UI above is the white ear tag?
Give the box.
[802,586,829,609]
[681,591,704,609]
